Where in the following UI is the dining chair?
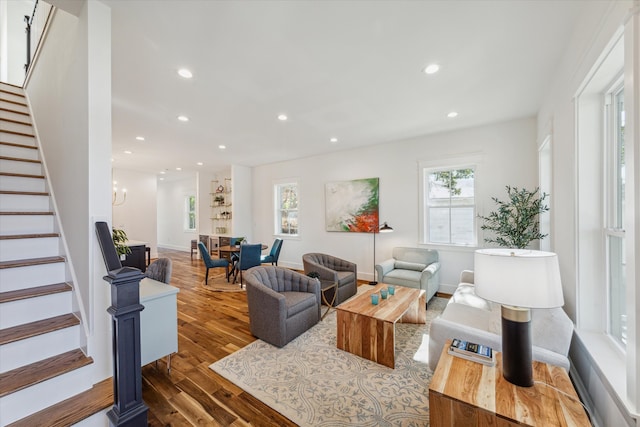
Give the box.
[260,238,283,266]
[234,243,262,285]
[198,241,230,285]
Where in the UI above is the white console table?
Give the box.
[140,278,179,372]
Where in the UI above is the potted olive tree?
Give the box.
[478,186,549,248]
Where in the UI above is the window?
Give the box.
[605,84,626,347]
[185,195,196,231]
[275,182,298,235]
[422,166,476,245]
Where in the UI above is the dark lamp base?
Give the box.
[369,281,378,286]
[501,305,533,387]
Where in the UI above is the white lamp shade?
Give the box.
[474,248,564,309]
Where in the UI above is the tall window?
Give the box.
[275,183,298,236]
[185,195,196,231]
[423,167,476,245]
[605,85,626,347]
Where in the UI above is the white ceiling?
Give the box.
[103,0,587,178]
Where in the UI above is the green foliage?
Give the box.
[432,169,474,196]
[112,228,131,257]
[479,186,549,248]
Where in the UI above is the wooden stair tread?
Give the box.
[0,233,59,240]
[0,313,79,345]
[0,107,30,117]
[0,211,54,215]
[6,377,113,427]
[0,129,34,137]
[0,190,48,196]
[0,256,65,269]
[0,117,32,127]
[0,142,37,150]
[0,349,93,397]
[0,282,72,303]
[0,155,41,164]
[0,98,28,107]
[0,172,44,179]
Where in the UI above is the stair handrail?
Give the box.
[22,0,53,84]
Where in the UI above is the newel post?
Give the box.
[95,222,148,426]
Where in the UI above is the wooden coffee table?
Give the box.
[335,284,426,368]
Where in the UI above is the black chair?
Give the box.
[198,242,230,285]
[234,243,262,285]
[261,238,283,266]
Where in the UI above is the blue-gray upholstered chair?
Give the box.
[261,238,283,266]
[233,243,262,285]
[245,266,321,347]
[198,241,230,285]
[302,253,357,306]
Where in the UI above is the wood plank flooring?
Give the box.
[144,249,297,426]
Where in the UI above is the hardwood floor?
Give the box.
[143,249,296,426]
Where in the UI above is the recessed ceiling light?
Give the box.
[423,64,440,74]
[176,167,182,171]
[178,115,189,122]
[135,136,145,141]
[159,177,165,181]
[160,171,166,174]
[178,68,193,79]
[447,111,458,118]
[218,145,226,150]
[277,114,288,121]
[330,137,338,143]
[124,150,132,154]
[197,162,203,166]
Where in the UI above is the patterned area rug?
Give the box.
[210,295,448,426]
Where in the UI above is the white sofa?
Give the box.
[375,247,440,302]
[428,270,574,371]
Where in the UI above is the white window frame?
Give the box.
[603,80,626,348]
[274,181,299,237]
[419,155,481,247]
[184,195,196,231]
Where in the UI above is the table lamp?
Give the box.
[474,248,564,387]
[370,222,393,285]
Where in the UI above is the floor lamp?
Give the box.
[474,248,564,387]
[369,222,393,285]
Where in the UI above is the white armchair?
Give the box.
[375,247,440,302]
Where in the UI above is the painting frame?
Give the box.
[325,177,379,232]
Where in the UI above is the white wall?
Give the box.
[537,1,638,425]
[0,0,32,85]
[25,0,113,382]
[157,174,198,251]
[252,116,538,287]
[112,168,158,258]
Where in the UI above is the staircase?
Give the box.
[0,83,109,425]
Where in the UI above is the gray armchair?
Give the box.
[302,253,357,306]
[245,266,321,347]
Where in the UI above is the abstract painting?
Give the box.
[325,178,379,232]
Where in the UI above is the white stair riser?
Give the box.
[0,325,80,373]
[71,409,110,427]
[0,120,33,135]
[0,363,93,426]
[0,215,55,234]
[0,132,36,147]
[0,291,72,329]
[0,91,27,104]
[0,159,42,176]
[0,84,25,96]
[0,237,60,262]
[0,262,66,293]
[0,100,29,115]
[0,110,31,124]
[0,144,40,160]
[0,175,45,192]
[0,193,50,211]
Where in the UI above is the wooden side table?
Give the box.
[429,339,590,427]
